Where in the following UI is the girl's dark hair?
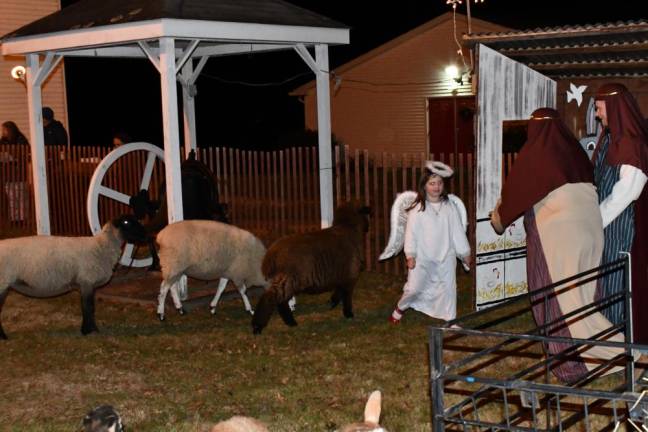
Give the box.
[407,168,448,212]
[1,121,28,145]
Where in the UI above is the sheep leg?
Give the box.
[277,301,298,327]
[147,238,161,272]
[252,290,278,335]
[209,278,229,315]
[329,290,342,309]
[238,284,254,315]
[169,281,186,316]
[80,287,99,335]
[157,279,173,321]
[341,284,355,319]
[0,288,8,340]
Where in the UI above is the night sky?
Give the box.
[59,0,647,149]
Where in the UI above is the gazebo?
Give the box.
[0,0,349,235]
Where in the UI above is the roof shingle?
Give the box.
[3,0,347,40]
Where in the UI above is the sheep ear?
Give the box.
[363,391,381,425]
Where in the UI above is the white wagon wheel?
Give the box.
[87,142,164,267]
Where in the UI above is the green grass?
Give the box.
[0,271,464,431]
[0,271,628,431]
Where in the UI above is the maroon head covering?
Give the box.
[498,108,594,227]
[594,83,648,173]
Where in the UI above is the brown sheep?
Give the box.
[252,201,370,334]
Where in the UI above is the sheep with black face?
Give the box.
[0,215,146,339]
[252,201,370,334]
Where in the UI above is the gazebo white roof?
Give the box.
[1,0,349,235]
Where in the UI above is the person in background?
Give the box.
[592,83,648,345]
[1,121,30,222]
[0,121,29,145]
[112,131,131,148]
[42,106,68,146]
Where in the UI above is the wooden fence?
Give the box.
[0,144,507,275]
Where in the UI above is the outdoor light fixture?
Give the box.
[445,65,460,80]
[11,65,26,81]
[445,65,465,86]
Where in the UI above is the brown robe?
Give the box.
[498,108,593,228]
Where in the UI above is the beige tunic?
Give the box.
[533,183,637,372]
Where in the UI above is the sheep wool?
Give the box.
[211,416,269,432]
[0,215,146,339]
[155,220,267,319]
[252,201,370,334]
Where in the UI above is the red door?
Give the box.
[428,97,475,155]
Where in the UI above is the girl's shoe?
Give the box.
[389,308,404,324]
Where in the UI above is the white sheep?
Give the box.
[208,390,386,432]
[210,416,269,432]
[155,220,267,320]
[0,215,147,339]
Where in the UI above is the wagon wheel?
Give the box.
[87,142,164,267]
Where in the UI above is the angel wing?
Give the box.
[448,193,468,232]
[448,194,471,271]
[379,191,417,261]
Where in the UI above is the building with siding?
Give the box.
[291,12,509,156]
[0,0,67,143]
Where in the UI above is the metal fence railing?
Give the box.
[430,256,648,431]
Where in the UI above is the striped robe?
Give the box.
[594,133,635,326]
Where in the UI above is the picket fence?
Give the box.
[0,144,506,275]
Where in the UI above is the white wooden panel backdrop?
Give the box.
[474,44,556,309]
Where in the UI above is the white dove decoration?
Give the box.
[566,83,588,107]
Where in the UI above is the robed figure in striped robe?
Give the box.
[593,83,648,345]
[491,108,633,383]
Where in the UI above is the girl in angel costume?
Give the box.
[381,161,470,324]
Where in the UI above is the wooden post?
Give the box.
[364,150,371,271]
[279,150,286,235]
[382,153,389,273]
[298,147,304,231]
[344,145,350,201]
[159,37,184,223]
[315,44,333,228]
[335,145,341,206]
[25,53,50,234]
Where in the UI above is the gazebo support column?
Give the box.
[315,44,333,228]
[159,37,184,223]
[25,52,62,235]
[295,43,334,228]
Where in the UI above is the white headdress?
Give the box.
[425,160,454,178]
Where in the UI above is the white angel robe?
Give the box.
[397,199,470,320]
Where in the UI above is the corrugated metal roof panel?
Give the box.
[464,19,648,79]
[465,19,648,41]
